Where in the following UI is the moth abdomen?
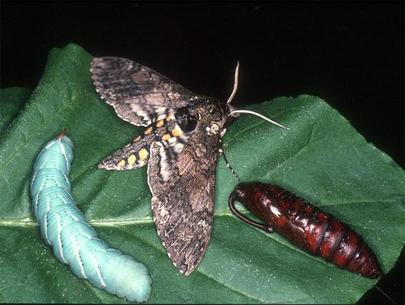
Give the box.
[229,182,382,278]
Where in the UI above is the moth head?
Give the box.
[200,97,233,135]
[177,97,232,136]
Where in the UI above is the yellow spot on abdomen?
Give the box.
[144,127,153,135]
[127,154,137,166]
[167,114,175,121]
[139,148,149,160]
[156,120,164,127]
[117,160,126,168]
[171,127,183,137]
[162,134,171,141]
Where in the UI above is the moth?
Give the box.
[31,132,152,302]
[90,57,287,275]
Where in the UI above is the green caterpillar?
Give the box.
[31,132,152,302]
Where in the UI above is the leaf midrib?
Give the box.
[1,197,399,228]
[0,211,394,275]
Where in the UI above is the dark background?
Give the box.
[1,2,403,304]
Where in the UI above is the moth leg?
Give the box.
[218,141,241,183]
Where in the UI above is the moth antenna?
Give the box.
[230,109,289,130]
[226,61,240,105]
[225,61,288,130]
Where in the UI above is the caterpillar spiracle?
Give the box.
[30,132,152,302]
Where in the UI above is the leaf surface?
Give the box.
[0,87,31,133]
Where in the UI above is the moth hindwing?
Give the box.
[91,57,232,275]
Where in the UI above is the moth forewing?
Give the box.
[91,57,194,127]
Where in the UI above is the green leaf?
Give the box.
[0,87,32,134]
[0,43,403,304]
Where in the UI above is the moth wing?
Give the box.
[147,131,219,275]
[91,57,197,126]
